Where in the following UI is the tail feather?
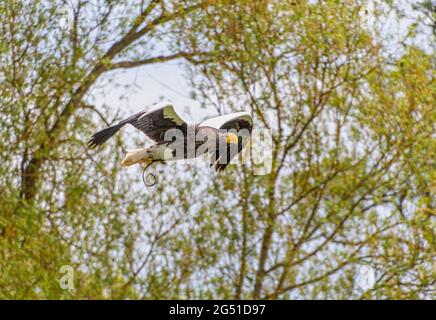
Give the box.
[121,148,150,167]
[88,123,124,149]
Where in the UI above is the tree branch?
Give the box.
[110,51,212,70]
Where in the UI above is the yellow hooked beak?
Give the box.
[226,133,238,145]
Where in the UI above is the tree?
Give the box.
[0,0,434,299]
[170,0,435,298]
[0,0,218,298]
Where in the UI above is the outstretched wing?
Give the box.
[129,102,188,142]
[88,102,188,149]
[201,112,253,172]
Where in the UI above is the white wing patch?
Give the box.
[199,112,252,129]
[163,104,185,125]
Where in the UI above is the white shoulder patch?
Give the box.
[163,105,185,125]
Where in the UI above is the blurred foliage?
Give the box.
[0,0,434,299]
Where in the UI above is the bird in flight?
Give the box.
[88,102,253,173]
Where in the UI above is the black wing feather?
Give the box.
[88,103,187,148]
[130,104,187,142]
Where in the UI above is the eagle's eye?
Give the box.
[226,133,238,144]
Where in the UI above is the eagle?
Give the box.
[88,102,253,172]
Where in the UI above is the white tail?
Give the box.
[121,147,150,167]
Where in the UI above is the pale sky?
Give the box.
[90,61,210,127]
